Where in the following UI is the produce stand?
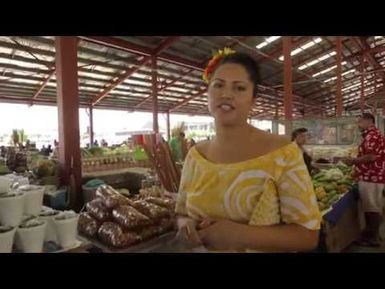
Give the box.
[311,158,362,252]
[320,186,362,252]
[78,231,176,253]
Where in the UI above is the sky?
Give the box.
[0,103,272,147]
[0,103,214,135]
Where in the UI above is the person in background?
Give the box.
[101,139,108,147]
[54,139,59,148]
[46,145,53,155]
[344,113,385,247]
[93,139,99,147]
[292,128,317,175]
[180,132,188,161]
[169,131,188,162]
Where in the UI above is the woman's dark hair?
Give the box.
[291,128,308,141]
[213,53,261,98]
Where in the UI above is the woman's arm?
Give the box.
[198,219,319,252]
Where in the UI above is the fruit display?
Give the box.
[307,145,359,162]
[81,145,152,172]
[312,162,354,212]
[78,184,176,250]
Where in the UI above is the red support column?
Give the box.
[166,111,171,141]
[152,56,159,133]
[89,105,94,147]
[55,36,82,210]
[283,37,293,135]
[336,36,343,117]
[360,55,365,113]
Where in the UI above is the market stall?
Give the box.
[311,161,362,252]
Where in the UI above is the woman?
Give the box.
[291,127,317,175]
[175,49,321,252]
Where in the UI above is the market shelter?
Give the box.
[1,36,385,252]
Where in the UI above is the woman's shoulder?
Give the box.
[194,140,211,157]
[250,128,292,154]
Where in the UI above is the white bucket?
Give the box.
[39,210,60,243]
[0,176,13,194]
[54,215,79,249]
[18,185,45,216]
[15,221,47,253]
[0,192,25,227]
[0,227,16,253]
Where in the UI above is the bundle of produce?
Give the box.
[86,199,111,222]
[78,212,100,238]
[131,200,170,222]
[111,205,152,229]
[144,196,176,211]
[97,222,140,248]
[95,185,134,209]
[79,183,176,249]
[312,166,354,211]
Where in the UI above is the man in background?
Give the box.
[292,127,317,175]
[344,113,385,247]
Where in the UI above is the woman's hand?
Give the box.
[197,219,242,250]
[175,217,202,246]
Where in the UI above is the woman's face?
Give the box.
[295,132,307,145]
[207,63,254,127]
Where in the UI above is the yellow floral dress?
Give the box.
[176,142,321,233]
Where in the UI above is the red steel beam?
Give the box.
[169,87,207,112]
[89,105,94,147]
[152,56,159,133]
[31,69,55,103]
[321,77,384,107]
[257,36,311,64]
[79,36,203,72]
[55,36,82,210]
[360,55,365,112]
[336,36,343,117]
[91,36,180,106]
[283,36,293,135]
[166,111,171,141]
[133,68,199,109]
[133,36,249,109]
[351,37,385,82]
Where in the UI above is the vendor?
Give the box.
[292,127,317,175]
[175,49,321,252]
[344,113,385,247]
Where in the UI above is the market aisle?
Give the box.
[343,219,385,252]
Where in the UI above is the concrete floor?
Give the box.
[344,239,385,252]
